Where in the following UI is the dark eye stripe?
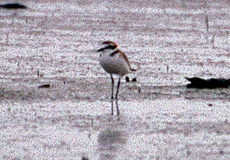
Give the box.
[97,45,116,52]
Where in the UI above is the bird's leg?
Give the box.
[115,77,121,115]
[115,77,121,100]
[110,74,114,100]
[110,74,114,115]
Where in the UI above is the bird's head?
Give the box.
[97,41,118,52]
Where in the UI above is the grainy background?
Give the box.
[0,0,230,159]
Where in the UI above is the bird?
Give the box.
[0,3,27,9]
[97,41,136,114]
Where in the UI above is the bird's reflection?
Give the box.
[97,114,128,160]
[98,128,127,160]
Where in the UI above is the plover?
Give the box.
[97,41,136,114]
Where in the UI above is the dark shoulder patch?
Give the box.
[110,50,120,57]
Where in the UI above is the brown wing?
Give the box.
[121,52,136,71]
[110,49,136,71]
[119,51,131,67]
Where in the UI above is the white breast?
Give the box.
[99,50,131,76]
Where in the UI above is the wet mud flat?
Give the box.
[1,79,230,159]
[0,0,230,159]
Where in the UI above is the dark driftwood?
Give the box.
[38,84,51,88]
[0,3,27,9]
[185,77,230,89]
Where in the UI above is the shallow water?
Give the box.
[0,0,230,159]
